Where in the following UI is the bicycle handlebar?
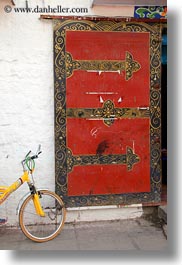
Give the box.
[22,145,42,171]
[24,145,42,160]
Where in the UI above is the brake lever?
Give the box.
[36,144,41,154]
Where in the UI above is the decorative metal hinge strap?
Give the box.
[66,51,141,81]
[67,146,140,173]
[67,100,150,127]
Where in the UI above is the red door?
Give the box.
[54,19,161,206]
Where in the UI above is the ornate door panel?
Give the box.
[54,19,161,207]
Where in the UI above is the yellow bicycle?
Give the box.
[0,145,66,243]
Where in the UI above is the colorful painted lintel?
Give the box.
[134,6,167,19]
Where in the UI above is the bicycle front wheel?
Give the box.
[19,190,66,243]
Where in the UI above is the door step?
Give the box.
[65,204,143,223]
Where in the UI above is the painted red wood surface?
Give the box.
[67,118,150,195]
[65,30,150,196]
[66,31,150,109]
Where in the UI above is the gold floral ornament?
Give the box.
[65,51,141,81]
[94,100,126,127]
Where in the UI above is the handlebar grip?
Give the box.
[30,155,38,160]
[25,150,31,158]
[31,151,42,160]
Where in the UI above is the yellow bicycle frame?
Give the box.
[0,171,45,217]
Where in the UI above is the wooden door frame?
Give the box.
[54,18,162,207]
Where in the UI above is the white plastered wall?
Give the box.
[0,0,137,226]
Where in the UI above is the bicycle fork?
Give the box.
[28,184,45,217]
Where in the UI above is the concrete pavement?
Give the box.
[0,217,167,251]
